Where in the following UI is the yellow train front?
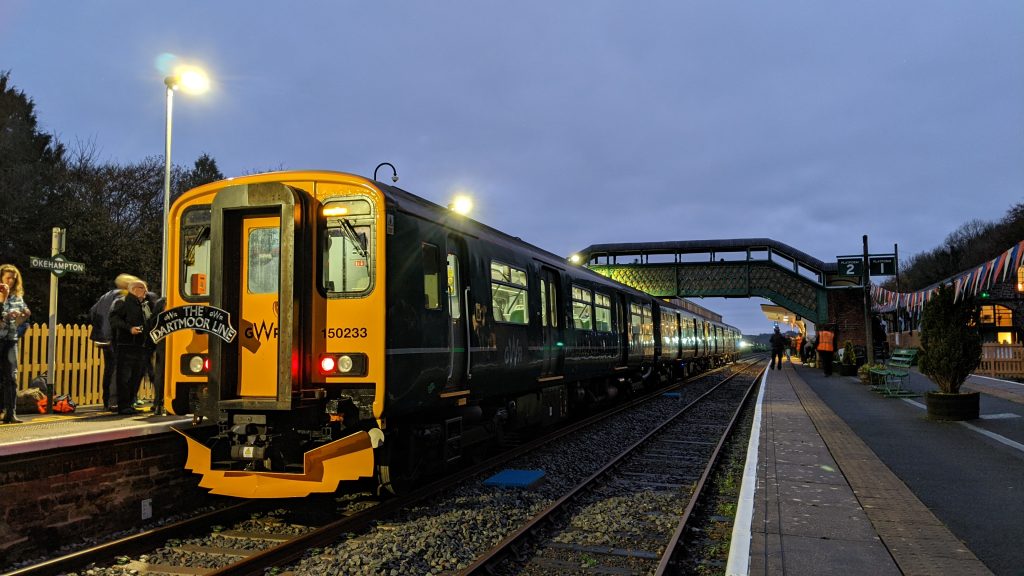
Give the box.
[166,172,386,498]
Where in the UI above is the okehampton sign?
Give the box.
[150,305,238,343]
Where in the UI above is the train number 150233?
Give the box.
[321,327,368,338]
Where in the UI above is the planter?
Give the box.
[839,364,857,377]
[926,391,980,421]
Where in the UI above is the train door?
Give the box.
[446,235,469,391]
[239,216,281,396]
[207,182,301,415]
[538,267,564,377]
[617,294,630,367]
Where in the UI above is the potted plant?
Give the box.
[839,340,858,376]
[918,283,982,420]
[857,362,885,385]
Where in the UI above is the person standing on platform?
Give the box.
[109,280,154,415]
[769,326,787,370]
[817,325,836,376]
[149,295,167,416]
[89,273,138,411]
[0,264,31,424]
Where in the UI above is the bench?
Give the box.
[869,348,919,398]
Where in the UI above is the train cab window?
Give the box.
[422,244,440,310]
[571,285,593,330]
[323,198,374,296]
[180,206,211,299]
[491,261,528,324]
[247,227,280,294]
[594,293,612,332]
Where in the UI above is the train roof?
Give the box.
[179,170,741,327]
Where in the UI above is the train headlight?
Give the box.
[180,354,211,376]
[337,355,354,373]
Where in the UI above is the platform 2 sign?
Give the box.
[837,258,863,277]
[150,305,238,343]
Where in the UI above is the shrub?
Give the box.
[858,363,885,385]
[918,283,982,394]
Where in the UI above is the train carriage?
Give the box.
[162,170,738,498]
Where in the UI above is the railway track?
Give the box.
[7,358,763,576]
[461,360,764,575]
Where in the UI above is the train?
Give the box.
[160,170,741,497]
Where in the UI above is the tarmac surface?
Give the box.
[736,358,1023,576]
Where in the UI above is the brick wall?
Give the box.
[827,287,868,348]
[0,433,224,568]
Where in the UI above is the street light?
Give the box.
[162,64,210,298]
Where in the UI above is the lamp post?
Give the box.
[161,65,209,297]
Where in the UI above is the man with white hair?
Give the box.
[109,280,157,415]
[89,273,138,410]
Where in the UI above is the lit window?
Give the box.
[1018,265,1024,292]
[594,293,612,332]
[571,285,593,330]
[490,261,528,324]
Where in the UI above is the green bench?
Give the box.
[870,348,919,398]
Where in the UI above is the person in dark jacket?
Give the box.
[89,273,138,410]
[769,327,788,370]
[109,280,156,415]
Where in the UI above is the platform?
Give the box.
[732,358,1024,575]
[0,405,190,457]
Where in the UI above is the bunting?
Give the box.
[870,240,1024,318]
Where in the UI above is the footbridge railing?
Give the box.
[576,238,835,325]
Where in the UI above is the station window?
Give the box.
[491,261,528,324]
[594,293,612,332]
[572,285,593,330]
[1018,265,1024,292]
[323,197,374,296]
[979,305,1013,327]
[422,244,440,310]
[180,206,211,300]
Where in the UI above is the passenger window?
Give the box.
[594,292,612,332]
[572,285,593,330]
[491,261,528,324]
[423,244,440,310]
[447,253,461,319]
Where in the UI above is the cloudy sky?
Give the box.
[2,1,1021,335]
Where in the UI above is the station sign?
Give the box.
[150,305,238,343]
[836,257,863,277]
[869,255,897,277]
[29,253,85,278]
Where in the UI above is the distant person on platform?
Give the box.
[769,327,787,370]
[89,273,139,411]
[109,280,156,415]
[802,337,815,364]
[0,264,31,424]
[817,325,836,376]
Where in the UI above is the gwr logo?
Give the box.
[241,320,279,353]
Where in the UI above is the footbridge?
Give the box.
[575,239,839,325]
